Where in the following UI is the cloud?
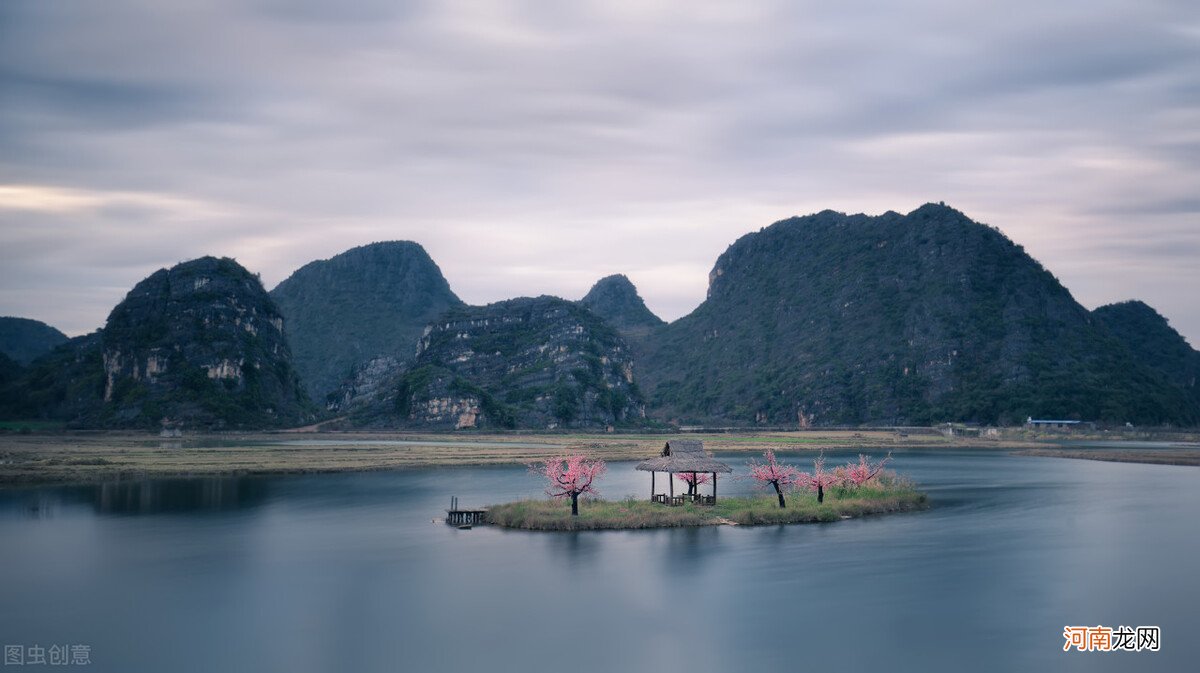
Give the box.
[1,0,1198,345]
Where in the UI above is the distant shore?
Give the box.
[0,429,1193,487]
[1013,447,1200,467]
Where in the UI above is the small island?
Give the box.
[488,489,927,530]
[484,441,928,531]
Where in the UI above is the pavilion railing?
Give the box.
[651,493,717,507]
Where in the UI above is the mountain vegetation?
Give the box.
[330,296,645,429]
[1094,300,1200,405]
[0,352,23,391]
[1,257,313,429]
[0,317,68,365]
[579,274,664,336]
[270,241,463,401]
[0,332,104,425]
[3,205,1198,430]
[635,204,1197,426]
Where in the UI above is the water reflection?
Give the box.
[18,493,58,519]
[89,477,270,514]
[540,529,602,569]
[659,526,717,577]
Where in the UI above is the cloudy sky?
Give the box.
[2,0,1198,343]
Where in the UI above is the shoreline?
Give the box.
[0,429,1194,488]
[1012,448,1200,467]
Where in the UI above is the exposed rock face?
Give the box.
[5,206,1197,431]
[333,296,645,429]
[270,241,463,401]
[1094,300,1200,404]
[0,317,68,365]
[95,256,312,428]
[579,274,664,336]
[2,257,313,429]
[324,355,401,412]
[638,204,1197,426]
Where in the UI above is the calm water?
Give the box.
[1,450,1196,672]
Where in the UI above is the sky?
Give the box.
[2,0,1199,344]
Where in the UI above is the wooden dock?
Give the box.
[446,496,487,526]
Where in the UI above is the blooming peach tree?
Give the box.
[798,452,840,503]
[533,454,606,516]
[747,449,802,508]
[675,471,712,496]
[845,452,891,487]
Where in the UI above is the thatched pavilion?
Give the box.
[636,440,732,506]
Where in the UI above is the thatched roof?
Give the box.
[635,440,732,473]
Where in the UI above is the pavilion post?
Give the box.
[651,471,655,501]
[713,472,717,502]
[669,472,674,501]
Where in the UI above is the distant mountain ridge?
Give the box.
[1094,300,1200,403]
[579,274,664,336]
[636,204,1197,426]
[0,317,67,365]
[270,241,463,401]
[3,204,1197,429]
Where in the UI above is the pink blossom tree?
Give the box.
[798,452,840,503]
[845,452,891,487]
[675,471,712,497]
[747,450,803,508]
[532,454,606,516]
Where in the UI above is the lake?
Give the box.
[0,449,1196,672]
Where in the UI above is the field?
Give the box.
[0,429,1042,487]
[3,427,1195,487]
